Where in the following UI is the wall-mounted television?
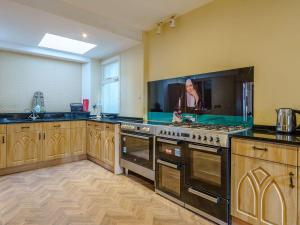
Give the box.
[148,67,254,117]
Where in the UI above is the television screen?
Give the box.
[148,67,254,117]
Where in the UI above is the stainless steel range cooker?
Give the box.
[120,121,250,225]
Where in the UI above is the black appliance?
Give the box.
[183,143,230,225]
[154,123,248,225]
[155,137,185,205]
[148,66,254,118]
[120,122,155,180]
[70,103,83,112]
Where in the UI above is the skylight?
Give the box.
[39,33,97,55]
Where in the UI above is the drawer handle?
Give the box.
[157,159,178,169]
[21,126,30,129]
[53,125,61,128]
[2,136,5,144]
[188,188,219,204]
[289,172,295,189]
[252,146,268,151]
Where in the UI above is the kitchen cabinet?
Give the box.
[43,122,70,161]
[231,138,297,225]
[101,123,115,168]
[86,122,102,158]
[7,123,42,167]
[0,125,6,169]
[70,121,86,156]
[87,122,116,170]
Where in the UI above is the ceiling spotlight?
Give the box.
[82,33,87,38]
[169,16,176,28]
[156,21,163,35]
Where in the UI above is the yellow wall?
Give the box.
[144,0,300,125]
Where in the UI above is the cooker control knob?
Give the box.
[216,137,220,143]
[164,131,167,135]
[198,135,201,140]
[168,131,171,135]
[209,137,214,142]
[160,130,163,134]
[203,136,207,141]
[177,133,180,137]
[172,132,175,136]
[192,135,196,139]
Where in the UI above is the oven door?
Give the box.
[120,132,153,170]
[155,137,184,203]
[155,158,184,203]
[185,143,230,198]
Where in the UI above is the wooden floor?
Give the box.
[0,160,214,225]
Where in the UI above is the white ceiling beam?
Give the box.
[0,41,90,63]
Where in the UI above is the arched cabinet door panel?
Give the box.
[231,154,297,225]
[7,131,41,167]
[237,173,258,219]
[44,129,70,161]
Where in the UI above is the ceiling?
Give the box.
[0,0,212,59]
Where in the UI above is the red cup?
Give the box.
[83,99,89,112]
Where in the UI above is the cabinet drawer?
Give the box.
[7,123,42,134]
[87,121,94,128]
[94,122,104,130]
[43,121,70,130]
[231,138,297,166]
[70,121,86,128]
[103,123,115,131]
[0,125,6,134]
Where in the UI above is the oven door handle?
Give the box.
[120,132,150,140]
[188,144,219,154]
[157,159,178,169]
[157,138,179,145]
[188,188,219,204]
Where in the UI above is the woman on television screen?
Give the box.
[177,79,201,114]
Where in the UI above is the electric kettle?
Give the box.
[276,108,300,133]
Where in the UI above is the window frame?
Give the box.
[100,55,121,114]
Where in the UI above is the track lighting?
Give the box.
[169,16,176,28]
[155,16,177,35]
[156,21,163,35]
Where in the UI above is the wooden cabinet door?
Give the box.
[44,128,70,160]
[71,127,86,155]
[0,134,6,169]
[231,154,297,225]
[86,127,101,159]
[101,125,115,167]
[7,131,41,167]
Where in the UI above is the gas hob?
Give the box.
[121,121,250,148]
[155,123,249,148]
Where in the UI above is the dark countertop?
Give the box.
[231,126,300,146]
[0,112,142,125]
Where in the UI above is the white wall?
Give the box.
[0,51,82,112]
[82,59,101,111]
[119,45,144,117]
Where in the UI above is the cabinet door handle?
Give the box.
[43,133,46,140]
[2,136,5,144]
[252,146,268,151]
[39,133,41,140]
[289,172,295,189]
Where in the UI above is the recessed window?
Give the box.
[39,33,96,54]
[101,56,120,114]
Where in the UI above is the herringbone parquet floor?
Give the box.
[0,160,213,225]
